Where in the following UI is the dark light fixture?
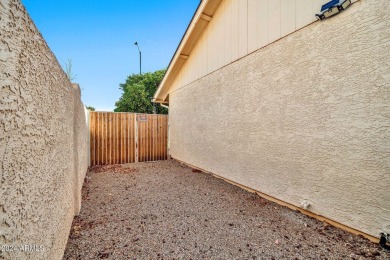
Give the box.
[380,233,390,250]
[315,0,352,20]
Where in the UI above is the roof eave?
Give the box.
[153,0,222,104]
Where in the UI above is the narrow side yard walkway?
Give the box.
[64,160,386,259]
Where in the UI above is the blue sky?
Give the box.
[22,0,199,111]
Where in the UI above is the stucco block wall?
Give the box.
[0,1,88,259]
[169,0,390,238]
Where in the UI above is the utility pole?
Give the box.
[134,41,141,75]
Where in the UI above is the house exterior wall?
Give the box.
[169,0,390,238]
[168,0,339,95]
[0,1,88,259]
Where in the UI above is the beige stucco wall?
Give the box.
[0,1,88,259]
[169,0,390,238]
[167,0,351,98]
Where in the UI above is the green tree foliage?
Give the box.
[114,69,168,114]
[86,106,95,111]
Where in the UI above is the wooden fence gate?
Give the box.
[89,112,168,166]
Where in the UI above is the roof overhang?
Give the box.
[153,0,222,104]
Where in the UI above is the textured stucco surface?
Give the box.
[0,1,88,259]
[169,0,390,238]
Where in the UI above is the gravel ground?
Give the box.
[64,160,388,259]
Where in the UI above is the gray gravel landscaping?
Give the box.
[64,160,388,259]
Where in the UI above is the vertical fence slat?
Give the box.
[102,113,104,165]
[164,116,167,159]
[130,114,132,163]
[143,115,146,162]
[139,115,141,162]
[152,115,155,161]
[166,116,168,159]
[99,113,102,165]
[125,113,128,163]
[90,112,95,166]
[120,113,122,164]
[127,114,132,163]
[160,115,163,160]
[102,113,105,164]
[148,116,150,162]
[116,113,119,164]
[158,115,161,160]
[162,115,165,160]
[135,114,138,163]
[111,113,114,164]
[157,115,160,161]
[152,115,156,161]
[147,116,149,161]
[113,113,116,164]
[123,114,126,163]
[107,112,109,164]
[151,115,154,161]
[131,114,134,163]
[98,112,101,165]
[95,112,98,164]
[122,113,125,164]
[105,112,108,165]
[143,116,145,162]
[117,113,119,164]
[142,117,144,162]
[119,113,122,164]
[161,115,164,160]
[122,114,125,164]
[154,115,157,161]
[142,116,145,162]
[95,112,98,165]
[164,116,166,159]
[100,113,103,165]
[102,112,104,165]
[97,113,100,165]
[90,112,93,166]
[116,113,121,164]
[145,116,148,162]
[121,113,124,164]
[150,115,152,161]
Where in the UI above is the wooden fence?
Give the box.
[89,112,168,166]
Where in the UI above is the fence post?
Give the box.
[135,113,139,163]
[86,108,90,167]
[167,114,171,160]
